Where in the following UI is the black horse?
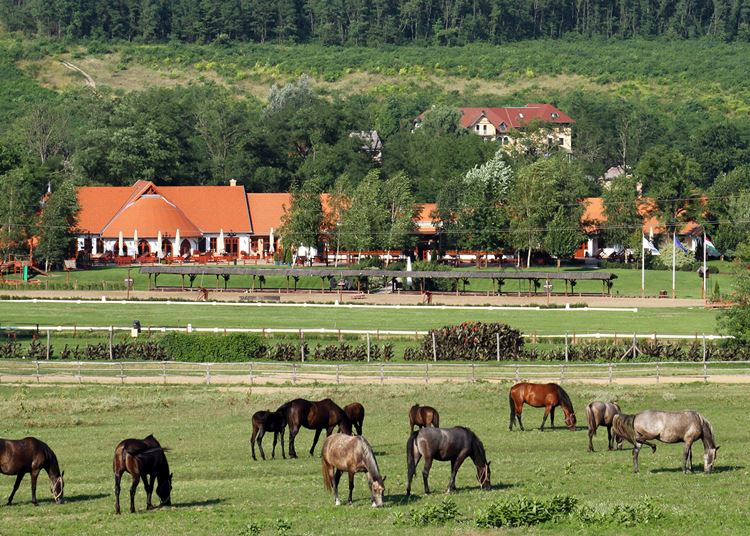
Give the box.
[406,427,491,496]
[251,409,286,460]
[277,398,352,458]
[0,437,64,505]
[113,434,172,514]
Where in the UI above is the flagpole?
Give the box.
[641,232,645,297]
[672,230,676,299]
[703,230,707,301]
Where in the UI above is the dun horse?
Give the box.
[613,411,719,474]
[509,382,577,431]
[113,434,173,514]
[0,437,64,505]
[344,403,365,436]
[321,434,385,507]
[585,401,623,452]
[250,409,286,461]
[406,427,491,496]
[277,398,352,458]
[409,404,440,431]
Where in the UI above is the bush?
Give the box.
[407,498,460,526]
[159,333,267,362]
[475,495,577,528]
[404,322,523,361]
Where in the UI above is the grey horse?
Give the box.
[613,410,719,474]
[585,401,624,452]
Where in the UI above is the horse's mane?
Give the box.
[455,427,486,464]
[700,414,717,448]
[612,413,636,445]
[557,386,574,413]
[41,441,60,475]
[358,437,382,482]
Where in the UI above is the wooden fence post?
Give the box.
[496,333,500,362]
[109,326,114,360]
[46,330,50,360]
[432,332,437,362]
[249,362,254,385]
[367,333,371,363]
[205,364,211,385]
[608,363,613,385]
[564,332,569,362]
[380,363,384,386]
[336,364,340,385]
[163,361,167,384]
[425,363,429,384]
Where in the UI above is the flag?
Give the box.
[643,236,660,255]
[674,234,689,254]
[705,237,721,257]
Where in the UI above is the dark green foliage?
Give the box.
[404,322,523,361]
[311,343,393,361]
[159,332,267,362]
[475,495,578,528]
[406,498,460,526]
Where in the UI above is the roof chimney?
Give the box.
[229,179,237,187]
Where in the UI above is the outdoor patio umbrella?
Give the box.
[175,228,181,256]
[268,227,275,254]
[218,229,225,254]
[157,231,163,258]
[118,231,124,256]
[132,229,138,258]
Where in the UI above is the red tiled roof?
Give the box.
[160,185,251,233]
[101,195,201,238]
[246,193,291,236]
[454,104,573,131]
[581,197,699,235]
[77,186,135,234]
[415,203,438,234]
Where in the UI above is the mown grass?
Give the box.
[0,382,746,535]
[0,300,720,335]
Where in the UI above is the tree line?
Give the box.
[3,0,750,45]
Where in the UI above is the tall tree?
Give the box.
[279,177,324,254]
[381,171,417,250]
[338,170,388,252]
[35,177,79,270]
[601,174,642,253]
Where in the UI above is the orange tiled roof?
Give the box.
[246,193,291,236]
[101,195,201,238]
[77,186,136,233]
[581,197,699,235]
[415,203,438,234]
[160,185,251,233]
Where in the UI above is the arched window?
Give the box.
[179,239,191,256]
[138,240,151,256]
[162,239,173,257]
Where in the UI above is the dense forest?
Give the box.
[3,0,750,44]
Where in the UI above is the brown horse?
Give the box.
[509,382,576,431]
[250,409,286,461]
[277,398,352,458]
[113,434,172,514]
[322,434,385,507]
[586,401,623,452]
[0,437,64,505]
[409,404,440,431]
[344,403,365,436]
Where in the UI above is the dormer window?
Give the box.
[518,113,524,119]
[499,122,507,131]
[551,112,559,119]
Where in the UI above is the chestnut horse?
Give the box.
[508,382,576,431]
[113,434,172,514]
[277,398,352,458]
[586,401,623,452]
[322,434,385,507]
[0,437,64,505]
[344,403,365,436]
[409,404,440,431]
[250,409,286,461]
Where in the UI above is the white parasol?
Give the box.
[218,229,225,254]
[118,231,124,257]
[175,228,181,256]
[268,227,275,253]
[157,231,163,258]
[406,255,413,289]
[132,228,138,258]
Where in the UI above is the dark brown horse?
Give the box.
[586,401,623,452]
[509,382,576,431]
[277,398,352,458]
[250,409,286,461]
[406,427,491,496]
[409,404,440,431]
[113,434,172,514]
[0,437,64,505]
[344,403,365,435]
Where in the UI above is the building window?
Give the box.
[475,125,480,131]
[482,124,487,132]
[559,138,565,146]
[210,237,217,252]
[225,237,239,256]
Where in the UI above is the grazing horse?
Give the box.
[408,404,440,431]
[509,382,577,431]
[344,403,365,436]
[277,398,352,458]
[113,434,172,514]
[613,411,719,474]
[585,401,624,452]
[250,409,286,461]
[406,427,491,496]
[321,434,385,507]
[0,437,64,505]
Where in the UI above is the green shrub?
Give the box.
[404,322,523,361]
[475,495,577,528]
[408,497,460,526]
[159,332,267,362]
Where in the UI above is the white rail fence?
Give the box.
[1,360,749,386]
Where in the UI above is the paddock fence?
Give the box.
[1,359,749,386]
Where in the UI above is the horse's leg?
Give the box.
[257,429,266,461]
[271,431,278,459]
[143,474,154,509]
[448,454,467,493]
[347,472,355,505]
[280,428,286,459]
[29,469,39,506]
[406,451,421,497]
[309,428,323,456]
[129,473,139,513]
[550,406,556,429]
[250,425,259,461]
[333,469,343,506]
[540,406,551,431]
[7,473,24,505]
[683,441,694,473]
[588,425,596,452]
[288,425,299,458]
[422,456,433,495]
[114,472,122,514]
[515,402,525,431]
[606,425,613,450]
[632,442,642,473]
[356,421,362,436]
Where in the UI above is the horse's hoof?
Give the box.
[335,499,341,506]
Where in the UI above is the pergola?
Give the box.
[140,266,617,296]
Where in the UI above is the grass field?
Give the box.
[0,300,720,336]
[2,264,733,300]
[0,382,746,535]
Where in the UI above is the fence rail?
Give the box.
[1,360,749,386]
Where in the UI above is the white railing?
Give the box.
[0,360,748,386]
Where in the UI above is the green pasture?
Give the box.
[2,262,735,299]
[0,301,720,336]
[0,383,746,535]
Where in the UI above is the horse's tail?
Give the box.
[406,431,419,477]
[612,414,636,446]
[585,404,596,435]
[700,414,716,446]
[321,456,334,491]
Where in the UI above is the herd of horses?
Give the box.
[0,382,719,511]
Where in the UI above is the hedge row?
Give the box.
[404,322,524,361]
